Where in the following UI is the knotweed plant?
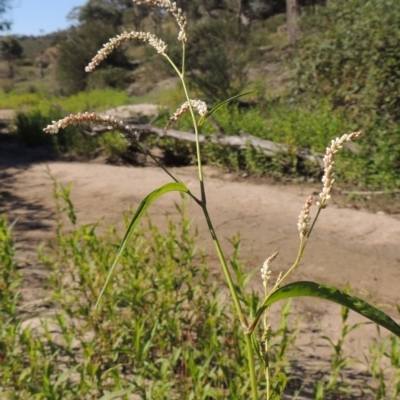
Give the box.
[44,1,400,398]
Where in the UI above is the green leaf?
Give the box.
[198,91,256,126]
[95,182,190,309]
[248,281,400,336]
[98,388,135,400]
[270,372,288,400]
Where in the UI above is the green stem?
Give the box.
[265,339,270,399]
[269,204,324,293]
[202,206,258,399]
[164,53,205,201]
[165,50,258,399]
[140,144,202,206]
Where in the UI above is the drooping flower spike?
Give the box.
[86,31,167,73]
[133,0,187,42]
[165,99,208,130]
[318,131,362,208]
[43,112,131,135]
[297,195,313,239]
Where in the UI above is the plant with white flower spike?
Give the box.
[85,32,167,73]
[165,99,208,130]
[261,251,278,290]
[318,131,362,208]
[43,1,400,399]
[44,112,130,135]
[134,0,187,42]
[297,195,313,240]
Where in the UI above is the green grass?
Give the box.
[10,84,399,189]
[0,187,273,398]
[0,88,130,114]
[1,185,400,398]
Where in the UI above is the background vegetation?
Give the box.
[1,189,400,399]
[2,1,400,398]
[1,0,400,187]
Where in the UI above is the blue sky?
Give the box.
[5,0,88,36]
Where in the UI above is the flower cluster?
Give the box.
[134,0,187,42]
[43,112,130,135]
[318,131,362,207]
[297,195,313,239]
[85,31,167,73]
[261,251,278,288]
[165,99,208,130]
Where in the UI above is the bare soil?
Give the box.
[1,138,400,395]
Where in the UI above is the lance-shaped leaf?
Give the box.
[99,388,135,400]
[247,281,400,336]
[198,91,256,126]
[95,182,190,309]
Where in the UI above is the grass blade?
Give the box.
[95,182,190,309]
[248,281,400,336]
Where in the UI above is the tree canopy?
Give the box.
[0,0,11,30]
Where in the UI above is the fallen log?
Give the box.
[88,123,327,167]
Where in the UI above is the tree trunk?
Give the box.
[237,0,250,29]
[286,0,299,47]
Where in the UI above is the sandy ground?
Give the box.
[1,140,400,393]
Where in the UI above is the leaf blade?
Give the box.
[248,281,400,336]
[198,91,256,126]
[95,182,190,309]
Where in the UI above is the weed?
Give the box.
[36,0,400,398]
[1,184,279,398]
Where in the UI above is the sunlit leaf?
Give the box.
[99,388,135,400]
[248,281,400,336]
[95,182,190,309]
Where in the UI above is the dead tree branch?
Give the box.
[89,123,326,167]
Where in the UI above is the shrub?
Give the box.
[87,66,131,91]
[56,22,129,95]
[185,19,251,104]
[16,109,55,147]
[16,108,91,154]
[293,0,400,122]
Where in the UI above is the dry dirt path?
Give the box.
[1,144,400,390]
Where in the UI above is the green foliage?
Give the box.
[0,0,11,30]
[56,23,129,95]
[1,190,400,398]
[185,20,251,104]
[56,88,130,114]
[87,66,131,91]
[290,0,400,188]
[0,191,284,398]
[368,329,400,399]
[10,90,131,159]
[249,282,400,336]
[0,215,20,320]
[294,0,400,122]
[99,131,129,158]
[0,88,129,113]
[0,36,23,60]
[0,215,20,385]
[15,108,99,156]
[95,182,191,307]
[16,109,59,147]
[156,101,359,180]
[0,36,23,78]
[75,0,129,27]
